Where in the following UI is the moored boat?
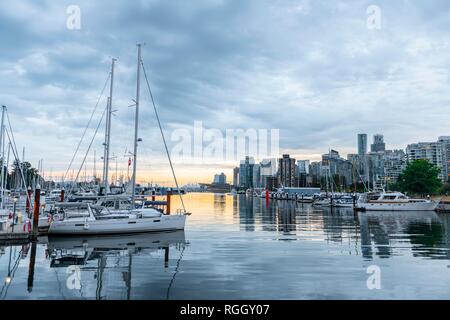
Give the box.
[356,191,438,211]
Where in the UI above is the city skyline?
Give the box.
[1,1,450,185]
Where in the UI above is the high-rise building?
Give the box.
[406,141,444,181]
[321,150,353,189]
[439,136,450,183]
[358,134,368,156]
[383,149,406,185]
[260,158,277,188]
[371,134,386,153]
[297,160,310,175]
[252,164,261,188]
[278,154,296,187]
[212,173,226,185]
[239,156,255,188]
[357,133,369,183]
[232,167,239,187]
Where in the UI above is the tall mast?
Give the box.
[131,44,142,205]
[0,106,5,209]
[102,58,116,194]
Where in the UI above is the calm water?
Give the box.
[1,193,449,300]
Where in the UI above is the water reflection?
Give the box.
[1,193,449,299]
[231,194,450,261]
[41,231,186,299]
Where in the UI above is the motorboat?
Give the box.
[48,203,188,235]
[356,191,438,211]
[333,195,355,208]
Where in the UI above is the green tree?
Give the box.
[396,159,442,195]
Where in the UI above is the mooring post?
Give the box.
[25,186,31,215]
[32,185,41,238]
[60,187,65,202]
[152,190,156,202]
[166,190,172,215]
[265,189,269,208]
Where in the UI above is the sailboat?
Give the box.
[48,44,190,235]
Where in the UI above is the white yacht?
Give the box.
[356,191,438,211]
[48,203,187,235]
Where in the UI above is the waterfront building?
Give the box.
[212,172,227,185]
[406,140,444,181]
[252,164,261,188]
[266,176,278,191]
[232,167,239,187]
[260,158,277,188]
[277,154,296,187]
[321,150,353,190]
[297,160,310,175]
[239,156,255,189]
[439,136,450,182]
[383,149,407,185]
[309,161,321,187]
[371,134,386,153]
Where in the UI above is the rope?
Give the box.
[140,59,186,213]
[63,72,111,184]
[69,104,108,194]
[5,112,31,205]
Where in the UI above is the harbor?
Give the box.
[1,192,450,300]
[1,0,450,306]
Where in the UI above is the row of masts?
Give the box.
[100,45,142,205]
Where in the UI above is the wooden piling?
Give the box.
[32,185,41,238]
[25,186,31,214]
[166,190,172,215]
[60,188,65,202]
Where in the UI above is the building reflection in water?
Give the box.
[42,231,187,300]
[231,194,450,261]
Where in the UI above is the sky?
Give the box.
[0,0,449,185]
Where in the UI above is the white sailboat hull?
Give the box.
[48,214,186,235]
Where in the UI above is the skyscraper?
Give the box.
[239,156,255,189]
[232,167,239,187]
[358,134,368,156]
[278,154,296,187]
[357,133,369,183]
[371,134,386,153]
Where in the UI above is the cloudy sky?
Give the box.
[0,0,449,185]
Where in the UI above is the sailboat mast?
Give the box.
[102,58,116,194]
[131,44,142,205]
[0,106,5,209]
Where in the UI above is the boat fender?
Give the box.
[23,220,32,233]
